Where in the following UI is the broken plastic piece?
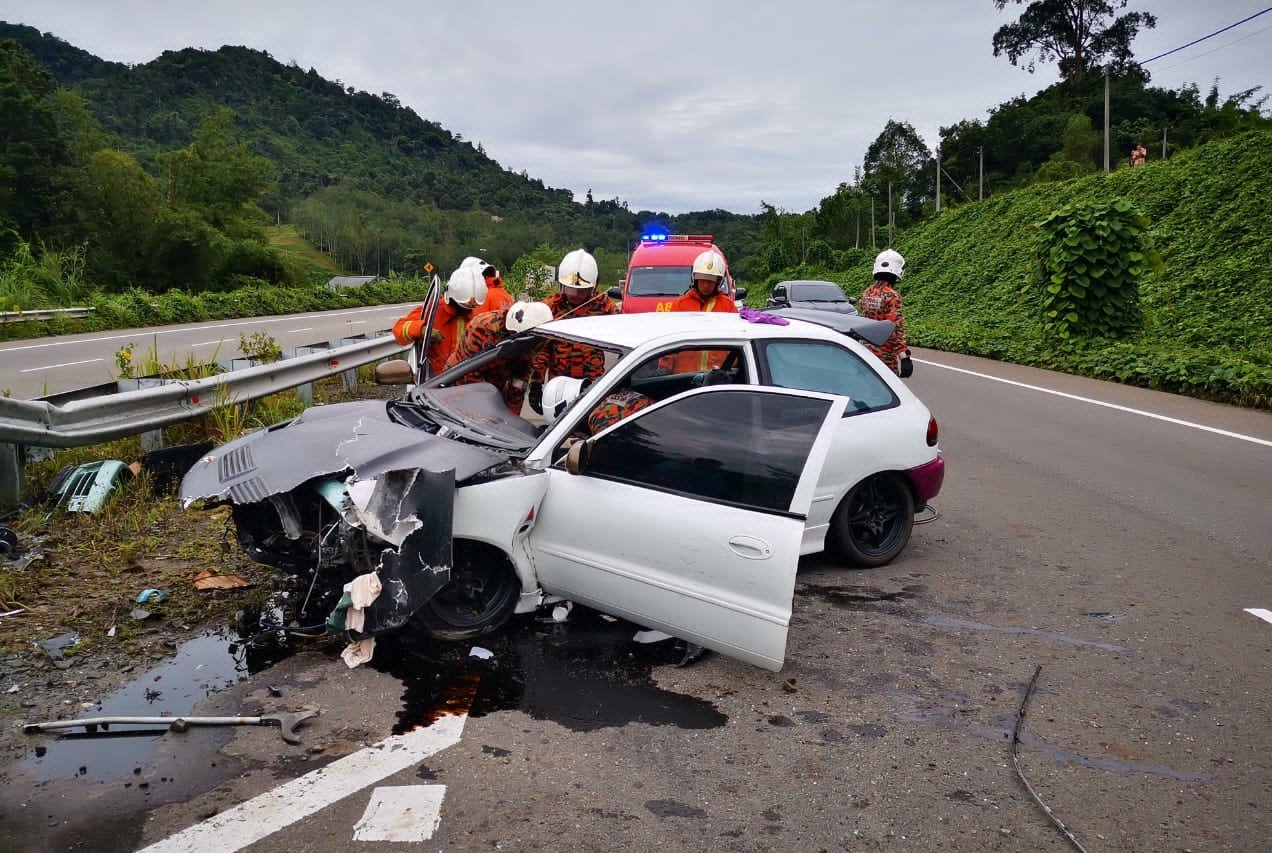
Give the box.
[551,601,573,623]
[632,629,672,644]
[469,646,494,660]
[0,524,18,557]
[46,460,133,513]
[192,571,250,591]
[136,588,165,604]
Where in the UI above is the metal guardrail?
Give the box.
[0,307,95,323]
[0,333,407,449]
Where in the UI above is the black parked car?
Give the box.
[766,280,857,315]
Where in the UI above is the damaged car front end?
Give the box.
[181,379,548,645]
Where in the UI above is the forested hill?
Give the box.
[0,22,577,218]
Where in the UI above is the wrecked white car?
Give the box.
[181,308,943,670]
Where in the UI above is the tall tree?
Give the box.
[992,1,1156,82]
[861,120,933,221]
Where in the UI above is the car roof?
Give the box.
[777,279,844,288]
[538,311,842,350]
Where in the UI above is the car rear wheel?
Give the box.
[827,474,915,568]
[413,541,520,641]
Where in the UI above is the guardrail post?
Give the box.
[342,369,358,393]
[0,442,23,509]
[296,382,313,406]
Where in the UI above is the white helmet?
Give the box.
[542,376,585,421]
[443,264,488,309]
[872,249,905,281]
[460,256,486,270]
[691,250,727,290]
[557,249,599,293]
[504,301,553,333]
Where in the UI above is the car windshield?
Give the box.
[627,265,692,296]
[391,385,541,453]
[790,282,848,302]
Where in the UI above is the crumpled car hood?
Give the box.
[180,400,509,505]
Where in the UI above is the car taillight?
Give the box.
[926,415,939,447]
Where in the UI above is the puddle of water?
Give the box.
[922,614,1129,653]
[373,608,727,733]
[22,631,248,782]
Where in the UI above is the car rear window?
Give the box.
[758,340,897,413]
[790,283,848,302]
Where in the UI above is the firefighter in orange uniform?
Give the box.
[392,263,488,377]
[444,301,553,413]
[858,249,909,376]
[669,250,737,313]
[527,249,618,414]
[478,262,515,312]
[664,249,737,373]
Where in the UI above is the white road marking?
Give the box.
[287,327,314,333]
[0,304,415,354]
[347,320,366,325]
[1245,608,1272,625]
[916,358,1272,449]
[193,339,227,347]
[137,713,467,853]
[353,785,446,842]
[18,357,103,373]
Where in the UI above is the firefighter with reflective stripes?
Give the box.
[665,249,737,373]
[528,249,617,414]
[858,249,909,376]
[444,301,553,413]
[392,263,489,376]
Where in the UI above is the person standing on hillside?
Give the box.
[858,249,909,376]
[392,263,488,377]
[528,249,617,413]
[1131,142,1147,167]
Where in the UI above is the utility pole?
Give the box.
[887,182,893,248]
[870,198,876,250]
[978,146,984,201]
[935,145,941,213]
[1162,126,1168,159]
[1103,64,1111,173]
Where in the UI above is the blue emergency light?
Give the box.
[640,223,669,242]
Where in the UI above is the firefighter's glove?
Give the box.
[528,381,544,415]
[429,329,444,346]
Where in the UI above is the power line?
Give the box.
[1154,23,1272,73]
[1139,7,1272,64]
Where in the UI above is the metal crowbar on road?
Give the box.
[23,710,318,744]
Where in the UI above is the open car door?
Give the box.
[408,274,442,384]
[529,386,846,670]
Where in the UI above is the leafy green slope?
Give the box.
[868,131,1272,406]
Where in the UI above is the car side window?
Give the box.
[627,346,747,400]
[758,340,897,413]
[583,389,830,513]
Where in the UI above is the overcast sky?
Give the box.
[3,1,1268,213]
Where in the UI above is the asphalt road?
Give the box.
[0,302,419,399]
[4,347,1271,852]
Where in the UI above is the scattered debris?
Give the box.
[1,608,25,620]
[469,646,494,660]
[0,524,18,556]
[23,710,319,745]
[192,571,251,591]
[781,678,798,693]
[136,588,166,604]
[36,632,79,661]
[633,629,672,644]
[130,608,153,621]
[1012,665,1091,853]
[45,460,133,513]
[139,441,215,494]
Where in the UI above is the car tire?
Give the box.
[827,474,915,568]
[413,541,521,641]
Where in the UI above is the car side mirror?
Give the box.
[375,359,414,385]
[565,438,592,475]
[734,286,747,301]
[607,286,622,300]
[848,296,857,305]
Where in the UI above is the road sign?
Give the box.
[423,262,434,274]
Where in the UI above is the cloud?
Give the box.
[4,0,1266,213]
